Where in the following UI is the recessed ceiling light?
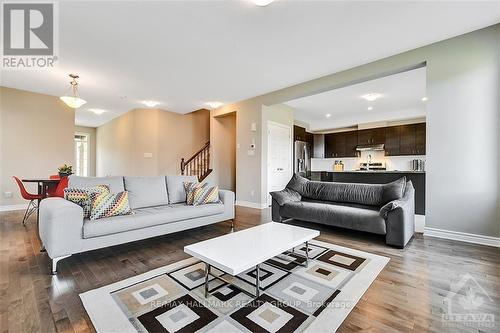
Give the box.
[325,114,331,118]
[89,108,106,115]
[421,97,428,101]
[142,100,160,108]
[367,106,373,111]
[251,0,274,6]
[206,101,224,109]
[361,93,383,102]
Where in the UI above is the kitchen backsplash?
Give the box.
[311,150,426,172]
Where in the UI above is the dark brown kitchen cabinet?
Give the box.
[399,124,416,155]
[415,123,426,155]
[324,131,358,158]
[357,128,385,145]
[293,125,306,141]
[344,131,358,157]
[385,126,401,156]
[305,132,314,146]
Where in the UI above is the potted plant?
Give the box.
[58,164,73,177]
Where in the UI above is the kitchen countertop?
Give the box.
[312,170,426,174]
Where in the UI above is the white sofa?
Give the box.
[39,175,235,274]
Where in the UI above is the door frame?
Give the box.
[266,120,293,206]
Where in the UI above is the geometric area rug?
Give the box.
[80,239,389,333]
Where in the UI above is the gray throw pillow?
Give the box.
[286,173,309,195]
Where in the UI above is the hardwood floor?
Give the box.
[0,206,498,332]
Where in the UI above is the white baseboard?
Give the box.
[415,214,425,233]
[424,227,500,247]
[0,203,28,212]
[235,200,268,209]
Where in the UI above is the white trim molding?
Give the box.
[424,227,500,248]
[414,214,425,233]
[235,200,268,210]
[0,203,28,212]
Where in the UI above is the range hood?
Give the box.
[356,144,385,151]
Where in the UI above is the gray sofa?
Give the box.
[270,174,415,247]
[39,175,235,274]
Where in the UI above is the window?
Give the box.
[74,133,89,176]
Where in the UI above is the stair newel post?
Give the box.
[180,158,185,175]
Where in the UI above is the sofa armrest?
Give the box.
[383,181,415,248]
[219,189,235,219]
[270,188,301,206]
[39,197,84,258]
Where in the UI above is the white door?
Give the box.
[267,122,292,205]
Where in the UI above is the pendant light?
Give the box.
[60,74,87,108]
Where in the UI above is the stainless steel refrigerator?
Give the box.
[294,140,311,178]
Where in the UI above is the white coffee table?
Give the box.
[184,222,320,298]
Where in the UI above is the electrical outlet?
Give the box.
[250,190,255,197]
[4,191,13,198]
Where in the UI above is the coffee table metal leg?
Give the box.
[255,264,260,298]
[305,241,310,267]
[204,263,210,297]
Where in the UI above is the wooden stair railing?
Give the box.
[180,141,212,182]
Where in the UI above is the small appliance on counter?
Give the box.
[359,162,386,171]
[333,160,344,172]
[412,159,425,171]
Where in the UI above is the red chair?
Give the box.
[13,176,44,225]
[48,176,68,198]
[45,174,60,197]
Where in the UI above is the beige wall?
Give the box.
[211,112,236,191]
[97,108,209,176]
[0,87,75,206]
[75,126,97,176]
[211,24,500,237]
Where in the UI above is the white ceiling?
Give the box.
[286,67,427,131]
[1,1,499,127]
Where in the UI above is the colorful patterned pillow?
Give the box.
[192,185,221,206]
[89,191,132,220]
[64,185,110,218]
[183,182,207,205]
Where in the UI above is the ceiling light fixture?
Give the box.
[325,114,331,118]
[142,100,160,108]
[361,93,383,102]
[206,101,224,109]
[367,106,373,111]
[251,0,275,6]
[60,74,87,109]
[89,108,106,115]
[421,97,428,101]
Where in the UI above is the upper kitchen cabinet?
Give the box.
[324,131,358,158]
[384,125,401,156]
[415,123,426,155]
[357,127,385,145]
[396,123,426,155]
[294,125,306,141]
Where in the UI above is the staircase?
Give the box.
[180,141,212,182]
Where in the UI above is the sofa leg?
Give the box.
[51,255,71,275]
[230,219,234,232]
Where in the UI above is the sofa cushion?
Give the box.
[68,176,125,193]
[124,176,169,209]
[280,201,386,235]
[298,177,406,206]
[82,203,224,238]
[89,191,133,220]
[286,173,309,194]
[64,184,110,218]
[166,175,198,204]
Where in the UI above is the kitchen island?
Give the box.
[310,170,425,214]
